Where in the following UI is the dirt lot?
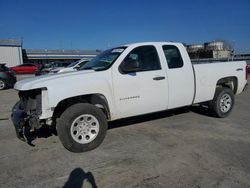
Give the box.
[0,76,249,188]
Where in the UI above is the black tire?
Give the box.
[209,87,234,118]
[57,103,108,153]
[0,79,6,90]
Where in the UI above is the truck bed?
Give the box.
[193,61,247,104]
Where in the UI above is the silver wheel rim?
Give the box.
[219,93,232,113]
[70,114,100,144]
[0,80,5,89]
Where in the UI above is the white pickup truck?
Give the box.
[12,42,248,152]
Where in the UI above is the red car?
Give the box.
[11,63,38,74]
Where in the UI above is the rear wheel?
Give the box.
[0,79,6,90]
[209,87,234,118]
[57,103,108,153]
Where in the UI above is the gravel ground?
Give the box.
[0,76,249,188]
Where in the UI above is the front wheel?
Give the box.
[209,87,234,118]
[57,103,108,153]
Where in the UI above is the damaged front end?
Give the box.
[11,89,43,142]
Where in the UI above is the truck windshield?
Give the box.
[80,47,127,71]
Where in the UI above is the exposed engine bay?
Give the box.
[12,89,43,143]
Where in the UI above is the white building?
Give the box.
[0,39,23,67]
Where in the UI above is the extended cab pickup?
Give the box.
[12,42,248,152]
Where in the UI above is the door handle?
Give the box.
[236,68,243,71]
[153,76,165,81]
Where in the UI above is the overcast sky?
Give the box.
[0,0,249,53]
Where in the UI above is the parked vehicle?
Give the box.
[35,62,71,76]
[0,64,16,90]
[12,42,248,152]
[50,59,88,73]
[11,63,38,74]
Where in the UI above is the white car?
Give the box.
[50,59,89,73]
[12,42,248,152]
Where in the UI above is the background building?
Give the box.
[0,39,23,67]
[0,39,100,67]
[22,49,100,65]
[1,39,249,68]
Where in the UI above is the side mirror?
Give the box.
[120,60,140,73]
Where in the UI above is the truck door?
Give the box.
[113,45,168,118]
[162,45,195,109]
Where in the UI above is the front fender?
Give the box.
[43,72,115,119]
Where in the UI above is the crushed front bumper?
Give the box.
[243,83,248,91]
[11,102,29,141]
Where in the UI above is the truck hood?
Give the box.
[15,70,95,91]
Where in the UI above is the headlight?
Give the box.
[18,89,42,115]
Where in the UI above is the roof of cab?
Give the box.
[123,41,183,47]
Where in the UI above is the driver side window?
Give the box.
[122,45,161,72]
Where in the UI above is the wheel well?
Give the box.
[52,94,110,120]
[216,77,238,94]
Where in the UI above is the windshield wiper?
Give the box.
[93,66,107,71]
[81,67,93,70]
[80,66,108,71]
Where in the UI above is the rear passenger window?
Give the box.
[123,45,161,72]
[162,45,183,69]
